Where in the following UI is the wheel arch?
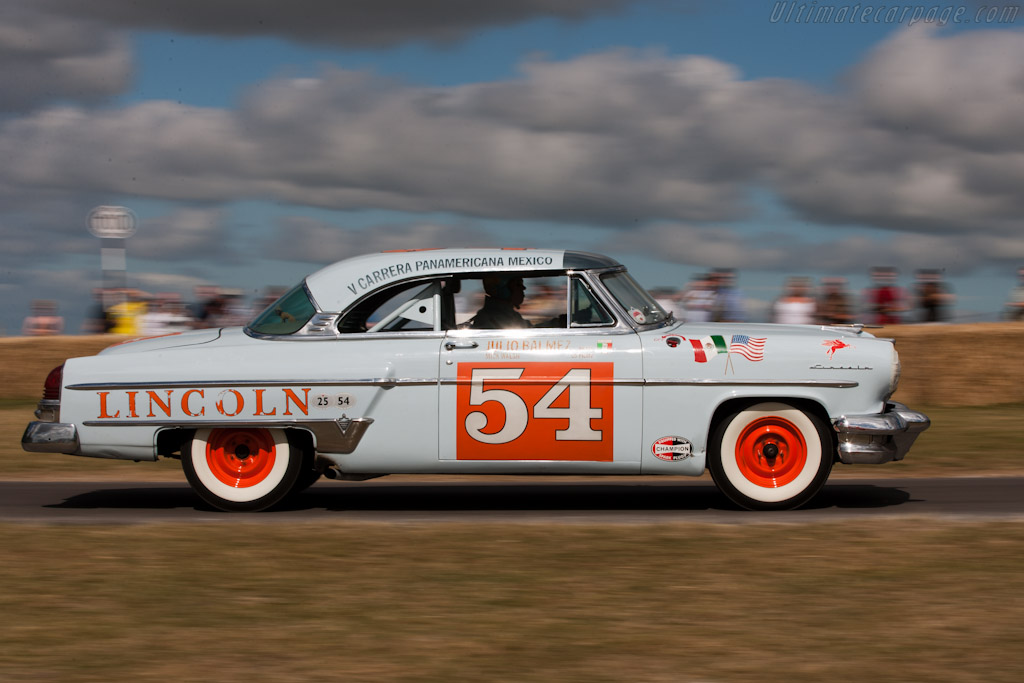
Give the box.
[156,424,317,459]
[708,396,838,461]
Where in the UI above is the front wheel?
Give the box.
[709,402,833,511]
[183,427,301,512]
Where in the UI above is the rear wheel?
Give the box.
[183,427,301,512]
[709,402,832,511]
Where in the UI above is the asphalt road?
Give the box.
[1,477,1022,523]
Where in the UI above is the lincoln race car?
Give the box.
[23,248,930,511]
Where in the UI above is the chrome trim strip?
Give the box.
[67,378,439,391]
[642,379,859,388]
[70,377,858,390]
[440,378,853,388]
[299,313,342,336]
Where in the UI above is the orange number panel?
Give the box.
[455,362,614,461]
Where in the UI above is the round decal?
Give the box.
[652,436,693,461]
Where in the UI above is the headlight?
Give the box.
[888,347,901,399]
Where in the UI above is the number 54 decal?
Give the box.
[455,362,614,461]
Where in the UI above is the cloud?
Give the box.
[32,0,644,47]
[3,25,1024,284]
[851,24,1024,152]
[0,53,755,224]
[765,25,1024,235]
[132,208,228,261]
[0,3,133,113]
[608,222,1024,274]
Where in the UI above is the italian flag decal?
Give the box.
[690,335,727,362]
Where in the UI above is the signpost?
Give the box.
[87,206,136,291]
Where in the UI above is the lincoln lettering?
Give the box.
[94,387,312,420]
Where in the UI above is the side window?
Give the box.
[456,274,569,329]
[570,277,615,327]
[339,280,449,334]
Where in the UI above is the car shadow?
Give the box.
[46,479,914,515]
[45,485,198,510]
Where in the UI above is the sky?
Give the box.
[2,0,1024,334]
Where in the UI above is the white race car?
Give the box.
[23,249,929,511]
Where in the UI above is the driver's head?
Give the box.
[483,275,526,305]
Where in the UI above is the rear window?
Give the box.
[248,283,316,335]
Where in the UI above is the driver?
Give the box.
[470,275,530,329]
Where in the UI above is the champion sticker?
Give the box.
[652,436,693,461]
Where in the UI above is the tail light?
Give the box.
[43,364,64,401]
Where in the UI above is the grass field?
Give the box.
[2,521,1023,682]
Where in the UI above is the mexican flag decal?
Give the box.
[690,335,727,363]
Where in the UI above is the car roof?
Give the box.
[304,248,621,313]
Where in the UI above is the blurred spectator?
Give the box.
[22,300,64,336]
[818,277,854,325]
[772,277,817,325]
[865,267,906,325]
[140,293,192,335]
[681,273,715,322]
[220,289,250,327]
[520,281,566,322]
[711,268,745,322]
[913,269,955,323]
[189,285,222,327]
[1006,267,1024,321]
[649,287,679,319]
[107,289,148,335]
[81,288,114,333]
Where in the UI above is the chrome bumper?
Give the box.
[833,402,930,465]
[22,422,80,454]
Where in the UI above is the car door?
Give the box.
[438,274,642,471]
[319,279,448,471]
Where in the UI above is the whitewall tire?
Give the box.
[709,403,833,511]
[183,427,301,512]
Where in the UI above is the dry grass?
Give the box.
[883,322,1024,407]
[1,521,1022,682]
[0,335,122,401]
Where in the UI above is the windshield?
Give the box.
[600,271,670,326]
[247,282,316,335]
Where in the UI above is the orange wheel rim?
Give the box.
[206,429,277,489]
[734,416,807,488]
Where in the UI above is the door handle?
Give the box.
[445,340,479,351]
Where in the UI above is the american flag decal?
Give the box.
[730,335,766,362]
